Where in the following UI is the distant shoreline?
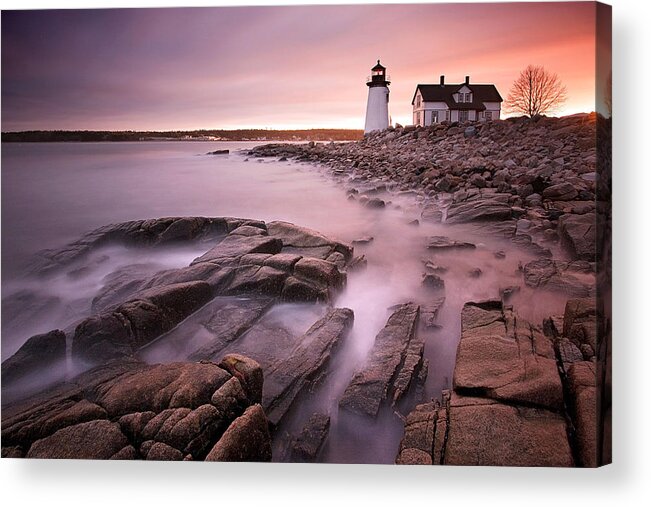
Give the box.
[1,129,364,143]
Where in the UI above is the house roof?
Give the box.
[412,83,503,109]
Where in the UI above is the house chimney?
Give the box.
[465,75,470,85]
[440,75,445,86]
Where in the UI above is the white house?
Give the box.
[411,75,503,126]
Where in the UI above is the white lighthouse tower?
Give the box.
[364,60,390,134]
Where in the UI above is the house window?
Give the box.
[416,96,421,108]
[446,110,450,121]
[431,111,438,124]
[485,111,492,121]
[459,110,469,122]
[457,93,463,103]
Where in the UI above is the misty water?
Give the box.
[1,141,570,463]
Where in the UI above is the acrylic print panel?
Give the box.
[1,1,611,466]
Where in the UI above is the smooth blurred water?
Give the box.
[1,141,571,463]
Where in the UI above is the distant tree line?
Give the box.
[1,129,364,143]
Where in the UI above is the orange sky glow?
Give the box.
[2,2,607,131]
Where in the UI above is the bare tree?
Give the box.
[505,65,567,117]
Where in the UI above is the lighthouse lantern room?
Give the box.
[364,60,390,134]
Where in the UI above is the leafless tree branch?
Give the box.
[505,65,567,117]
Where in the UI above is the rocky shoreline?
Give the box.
[396,297,605,467]
[2,115,610,465]
[248,114,606,262]
[248,114,611,467]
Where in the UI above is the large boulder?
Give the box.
[95,362,231,417]
[293,257,346,289]
[204,405,271,462]
[26,420,134,460]
[1,330,67,386]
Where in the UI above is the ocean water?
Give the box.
[1,141,569,463]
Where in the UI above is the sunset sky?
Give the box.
[1,2,606,131]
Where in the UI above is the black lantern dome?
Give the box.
[367,60,390,87]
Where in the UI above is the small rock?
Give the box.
[352,236,374,245]
[467,268,482,278]
[365,198,386,209]
[422,273,445,289]
[500,285,520,301]
[427,236,475,250]
[543,182,579,201]
[464,126,477,138]
[348,255,368,271]
[423,261,448,274]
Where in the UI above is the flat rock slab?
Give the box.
[339,303,421,418]
[221,315,303,373]
[443,393,574,467]
[427,236,475,250]
[395,401,437,465]
[421,297,445,328]
[267,221,352,261]
[141,297,273,362]
[511,234,552,258]
[263,308,354,426]
[289,413,331,463]
[453,300,564,411]
[523,259,595,298]
[558,213,596,261]
[192,235,282,265]
[29,217,236,275]
[445,193,513,224]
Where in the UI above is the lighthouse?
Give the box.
[364,60,390,134]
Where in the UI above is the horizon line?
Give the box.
[1,111,600,135]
